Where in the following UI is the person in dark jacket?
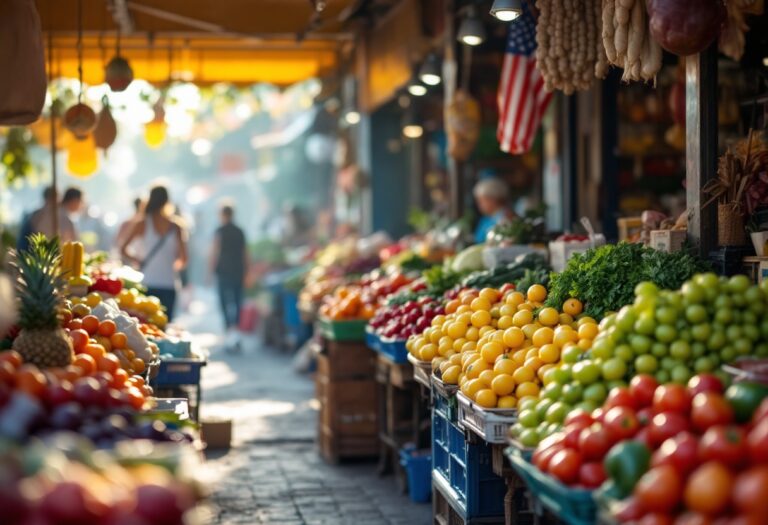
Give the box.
[209,203,248,333]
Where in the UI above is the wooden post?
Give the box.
[685,45,718,257]
[443,0,462,220]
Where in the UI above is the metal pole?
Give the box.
[685,45,718,257]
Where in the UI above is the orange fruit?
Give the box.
[98,320,117,337]
[98,354,121,374]
[125,387,146,410]
[67,319,83,331]
[109,332,128,350]
[73,354,97,375]
[445,300,460,314]
[81,315,100,335]
[131,358,146,374]
[16,365,47,397]
[0,350,23,369]
[83,344,107,360]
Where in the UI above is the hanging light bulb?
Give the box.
[419,55,442,86]
[343,111,361,125]
[66,133,98,177]
[403,125,424,139]
[144,100,167,149]
[490,0,523,22]
[407,74,428,97]
[457,9,486,46]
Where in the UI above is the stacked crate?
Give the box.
[316,339,379,463]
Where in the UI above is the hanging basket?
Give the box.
[718,204,748,246]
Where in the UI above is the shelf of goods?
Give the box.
[315,338,379,464]
[408,353,432,389]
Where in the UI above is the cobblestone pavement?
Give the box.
[177,290,432,525]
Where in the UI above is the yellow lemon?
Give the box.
[539,343,560,364]
[499,304,516,317]
[470,297,492,312]
[524,356,545,372]
[450,353,463,366]
[475,389,498,408]
[526,284,547,303]
[497,396,517,409]
[429,329,444,344]
[512,349,528,365]
[553,326,578,347]
[532,327,555,347]
[503,327,525,348]
[466,327,480,342]
[463,378,485,398]
[578,338,593,351]
[457,305,472,315]
[471,310,492,328]
[494,356,518,375]
[513,310,534,327]
[506,291,525,308]
[578,322,599,340]
[559,313,575,326]
[516,382,540,398]
[446,322,467,339]
[578,316,598,327]
[497,315,515,330]
[466,360,490,379]
[537,307,560,326]
[479,288,500,303]
[443,365,461,384]
[420,344,437,361]
[479,369,496,387]
[491,374,516,396]
[512,366,535,384]
[481,341,505,363]
[461,341,478,353]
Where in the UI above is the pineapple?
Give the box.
[11,234,74,368]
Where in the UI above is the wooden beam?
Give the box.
[685,45,718,257]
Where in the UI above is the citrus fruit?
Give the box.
[527,284,547,303]
[475,389,498,408]
[563,298,583,316]
[492,374,516,396]
[538,307,560,326]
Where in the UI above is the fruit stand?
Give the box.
[0,236,209,524]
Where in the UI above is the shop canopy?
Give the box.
[36,0,357,87]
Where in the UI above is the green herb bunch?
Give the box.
[546,242,710,319]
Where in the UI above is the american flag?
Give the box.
[497,5,552,155]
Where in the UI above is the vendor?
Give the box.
[473,177,513,244]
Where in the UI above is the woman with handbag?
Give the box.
[120,185,188,320]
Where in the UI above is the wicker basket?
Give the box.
[718,204,748,246]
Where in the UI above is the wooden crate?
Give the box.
[318,378,378,435]
[319,424,378,464]
[317,340,376,380]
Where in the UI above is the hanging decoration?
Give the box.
[0,0,47,125]
[646,0,725,57]
[63,0,96,140]
[105,29,133,92]
[93,95,117,151]
[144,99,167,149]
[66,133,98,177]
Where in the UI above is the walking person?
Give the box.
[209,202,247,351]
[19,186,78,249]
[120,185,188,320]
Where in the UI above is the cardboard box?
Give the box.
[201,417,232,449]
[650,230,687,253]
[549,235,606,272]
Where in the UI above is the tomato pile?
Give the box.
[531,371,768,523]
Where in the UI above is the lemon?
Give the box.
[475,389,498,408]
[498,316,515,330]
[532,327,555,347]
[470,297,492,312]
[516,381,540,398]
[537,307,560,326]
[527,284,547,302]
[506,291,525,308]
[481,341,505,363]
[479,288,500,303]
[471,310,492,328]
[563,298,584,316]
[578,322,599,340]
[497,396,517,409]
[443,365,461,384]
[513,310,534,327]
[479,369,496,387]
[512,366,535,384]
[495,357,518,375]
[539,343,560,364]
[491,374,516,396]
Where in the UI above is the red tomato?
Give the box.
[654,384,692,414]
[630,374,659,408]
[648,412,691,448]
[634,465,683,514]
[603,406,640,440]
[564,409,594,428]
[579,424,614,461]
[638,514,675,525]
[651,432,700,476]
[674,512,714,525]
[691,392,734,432]
[732,466,768,516]
[592,408,606,423]
[578,462,607,488]
[684,462,733,516]
[688,373,725,396]
[605,387,637,410]
[637,406,655,426]
[564,423,589,449]
[499,283,515,294]
[634,427,655,449]
[699,426,747,467]
[613,496,645,522]
[547,448,582,485]
[533,444,562,472]
[752,398,768,424]
[747,418,768,464]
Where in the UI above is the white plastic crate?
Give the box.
[548,235,606,272]
[407,353,432,388]
[457,392,517,444]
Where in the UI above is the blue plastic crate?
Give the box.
[364,328,380,352]
[400,447,432,503]
[433,387,458,423]
[154,358,204,386]
[431,405,506,519]
[432,412,450,477]
[282,290,302,329]
[378,338,409,363]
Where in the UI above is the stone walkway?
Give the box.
[177,290,432,525]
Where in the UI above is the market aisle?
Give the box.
[177,289,432,525]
